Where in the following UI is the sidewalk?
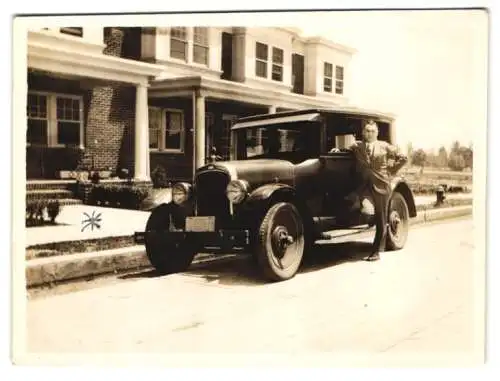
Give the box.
[25,192,472,248]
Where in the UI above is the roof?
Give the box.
[231,107,395,130]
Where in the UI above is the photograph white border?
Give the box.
[4,0,496,377]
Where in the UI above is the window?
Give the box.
[148,107,185,153]
[56,97,81,145]
[271,47,284,82]
[170,27,188,61]
[27,92,83,147]
[193,27,209,65]
[335,65,344,95]
[60,27,83,37]
[324,62,333,92]
[148,108,162,149]
[255,42,268,78]
[165,111,183,151]
[238,126,320,160]
[27,93,48,145]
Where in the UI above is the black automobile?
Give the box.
[134,108,416,281]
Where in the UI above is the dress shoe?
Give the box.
[363,252,380,261]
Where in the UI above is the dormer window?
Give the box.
[271,47,284,82]
[193,27,209,65]
[170,27,188,61]
[335,65,344,95]
[255,42,268,78]
[323,62,333,92]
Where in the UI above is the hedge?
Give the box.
[90,184,149,210]
[408,182,471,195]
[26,199,61,227]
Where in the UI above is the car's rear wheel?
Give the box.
[256,202,305,281]
[386,192,410,250]
[144,204,197,274]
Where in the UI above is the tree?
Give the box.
[448,153,466,171]
[407,142,414,166]
[460,146,473,169]
[412,149,427,168]
[447,141,473,170]
[451,141,461,155]
[437,146,448,168]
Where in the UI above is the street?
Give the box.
[26,217,483,362]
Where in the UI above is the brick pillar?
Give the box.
[103,27,125,57]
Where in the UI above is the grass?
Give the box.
[415,197,472,212]
[403,167,473,185]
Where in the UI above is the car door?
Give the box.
[319,151,358,217]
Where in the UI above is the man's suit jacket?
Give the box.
[349,140,408,195]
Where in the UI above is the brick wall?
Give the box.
[85,27,136,174]
[26,27,137,179]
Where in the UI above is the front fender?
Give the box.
[247,183,296,204]
[391,177,417,218]
[242,183,314,232]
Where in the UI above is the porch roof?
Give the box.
[149,75,354,111]
[27,30,164,86]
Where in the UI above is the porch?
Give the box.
[148,75,347,181]
[26,29,163,181]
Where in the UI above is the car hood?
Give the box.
[200,159,295,186]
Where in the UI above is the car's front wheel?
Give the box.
[256,202,305,281]
[144,204,197,274]
[385,192,410,250]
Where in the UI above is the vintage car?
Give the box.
[134,108,416,281]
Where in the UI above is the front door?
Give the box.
[205,113,237,161]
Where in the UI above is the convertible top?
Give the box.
[231,107,395,130]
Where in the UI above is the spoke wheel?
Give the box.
[256,202,305,281]
[386,192,410,250]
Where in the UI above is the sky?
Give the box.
[298,10,488,151]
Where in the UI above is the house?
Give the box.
[144,27,357,182]
[25,26,356,186]
[26,27,163,183]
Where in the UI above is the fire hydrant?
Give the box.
[435,185,446,206]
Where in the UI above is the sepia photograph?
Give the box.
[10,7,488,368]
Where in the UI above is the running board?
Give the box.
[316,225,373,241]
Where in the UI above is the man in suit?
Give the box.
[348,120,408,261]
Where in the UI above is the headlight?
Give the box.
[172,182,192,205]
[226,179,249,204]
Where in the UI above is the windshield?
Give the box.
[234,122,320,161]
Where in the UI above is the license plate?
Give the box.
[185,216,215,232]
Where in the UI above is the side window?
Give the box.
[325,118,361,152]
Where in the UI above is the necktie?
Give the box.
[366,143,373,158]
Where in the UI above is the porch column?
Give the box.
[389,120,396,145]
[194,89,206,170]
[268,105,277,114]
[134,82,150,181]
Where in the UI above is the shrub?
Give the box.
[26,199,61,227]
[409,182,471,195]
[91,186,106,206]
[34,200,46,222]
[47,200,61,223]
[90,184,150,210]
[90,171,101,184]
[26,202,36,226]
